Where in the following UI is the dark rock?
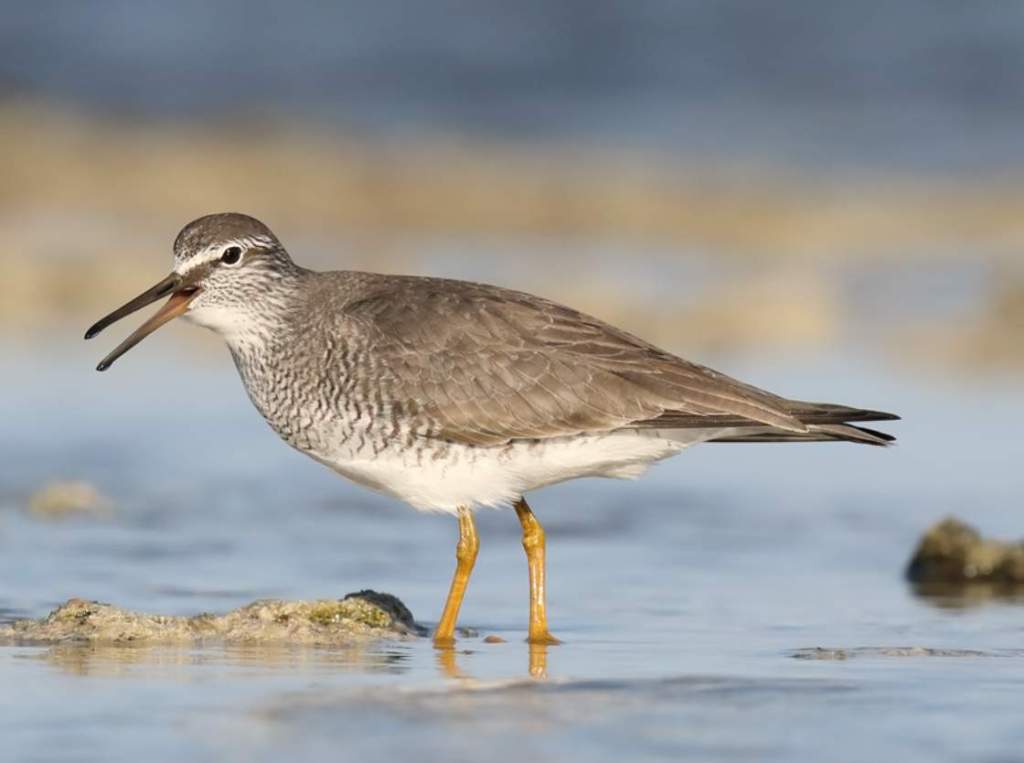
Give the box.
[906,518,1024,584]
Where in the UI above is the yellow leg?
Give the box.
[433,507,479,646]
[514,497,561,645]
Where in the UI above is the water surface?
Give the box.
[1,338,1022,762]
[4,0,1023,173]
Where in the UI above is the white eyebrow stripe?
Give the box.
[174,235,274,275]
[175,248,219,274]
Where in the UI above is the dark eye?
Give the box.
[221,246,242,265]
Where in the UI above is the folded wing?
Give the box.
[343,277,898,447]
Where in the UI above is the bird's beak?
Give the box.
[84,273,200,371]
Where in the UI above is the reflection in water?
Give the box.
[22,638,554,682]
[910,581,1024,610]
[528,643,550,679]
[435,646,470,680]
[20,642,413,678]
[435,642,551,680]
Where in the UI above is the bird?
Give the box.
[86,212,898,646]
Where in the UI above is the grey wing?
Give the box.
[345,278,897,446]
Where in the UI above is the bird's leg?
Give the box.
[433,506,479,646]
[514,497,561,645]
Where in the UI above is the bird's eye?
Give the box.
[220,246,242,265]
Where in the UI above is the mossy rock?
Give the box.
[907,518,1024,584]
[0,590,424,646]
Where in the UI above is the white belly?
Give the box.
[316,428,727,514]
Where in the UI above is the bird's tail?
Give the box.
[707,402,898,447]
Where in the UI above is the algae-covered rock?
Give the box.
[907,518,1024,584]
[28,481,113,519]
[0,591,423,646]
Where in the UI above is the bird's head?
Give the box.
[85,213,297,370]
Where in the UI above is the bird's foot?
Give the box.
[526,630,562,646]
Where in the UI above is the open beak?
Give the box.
[84,273,200,371]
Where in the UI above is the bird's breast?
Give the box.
[230,344,401,462]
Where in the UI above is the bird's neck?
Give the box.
[187,268,310,353]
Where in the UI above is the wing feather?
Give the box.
[340,276,894,446]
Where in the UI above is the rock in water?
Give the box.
[27,481,113,519]
[0,591,423,645]
[907,518,1024,583]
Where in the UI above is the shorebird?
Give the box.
[86,213,897,646]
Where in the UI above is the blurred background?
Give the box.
[2,3,1024,760]
[2,0,1021,366]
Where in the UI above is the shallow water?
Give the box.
[2,337,1023,762]
[5,1,1024,173]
